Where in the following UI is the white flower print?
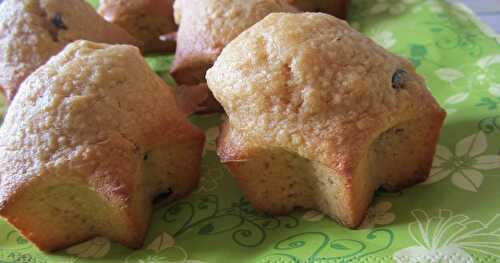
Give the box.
[195,165,224,194]
[394,209,500,262]
[489,83,500,97]
[444,92,469,105]
[369,0,420,15]
[423,131,500,192]
[444,108,458,115]
[139,255,169,263]
[65,237,111,258]
[59,258,78,263]
[126,233,206,263]
[477,55,500,95]
[370,30,397,49]
[432,55,500,103]
[477,55,500,73]
[434,68,470,106]
[435,68,464,83]
[147,232,175,252]
[427,1,443,13]
[302,210,325,222]
[359,201,395,229]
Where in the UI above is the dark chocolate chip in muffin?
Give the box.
[47,12,68,42]
[392,69,408,90]
[51,12,68,30]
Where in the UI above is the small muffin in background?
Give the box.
[207,13,445,228]
[0,40,205,252]
[98,0,177,53]
[288,0,349,19]
[170,0,296,114]
[0,0,141,101]
[171,0,296,85]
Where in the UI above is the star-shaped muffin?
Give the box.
[0,40,204,251]
[207,13,445,228]
[0,0,141,101]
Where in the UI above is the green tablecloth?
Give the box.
[0,0,499,262]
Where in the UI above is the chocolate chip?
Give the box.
[143,153,149,160]
[392,69,408,90]
[51,12,67,30]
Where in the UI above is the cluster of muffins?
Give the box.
[0,0,445,252]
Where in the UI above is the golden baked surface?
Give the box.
[208,12,443,169]
[171,0,296,85]
[0,0,140,100]
[208,13,445,227]
[0,40,204,251]
[98,0,176,53]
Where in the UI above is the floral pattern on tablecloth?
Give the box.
[0,0,499,262]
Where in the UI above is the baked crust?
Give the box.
[0,40,204,251]
[170,0,296,85]
[0,0,141,101]
[208,13,446,227]
[98,0,177,53]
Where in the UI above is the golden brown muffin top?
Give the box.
[207,13,444,168]
[0,40,195,206]
[98,0,177,53]
[171,0,297,77]
[0,0,140,100]
[99,0,174,20]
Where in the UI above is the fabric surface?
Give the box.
[452,0,500,32]
[0,0,499,262]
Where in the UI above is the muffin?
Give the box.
[174,83,224,115]
[0,0,141,101]
[171,0,296,85]
[98,0,177,53]
[207,13,446,227]
[0,40,204,251]
[169,0,297,114]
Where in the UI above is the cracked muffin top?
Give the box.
[207,12,444,168]
[0,0,140,100]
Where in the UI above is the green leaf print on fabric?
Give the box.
[259,229,394,263]
[162,196,299,247]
